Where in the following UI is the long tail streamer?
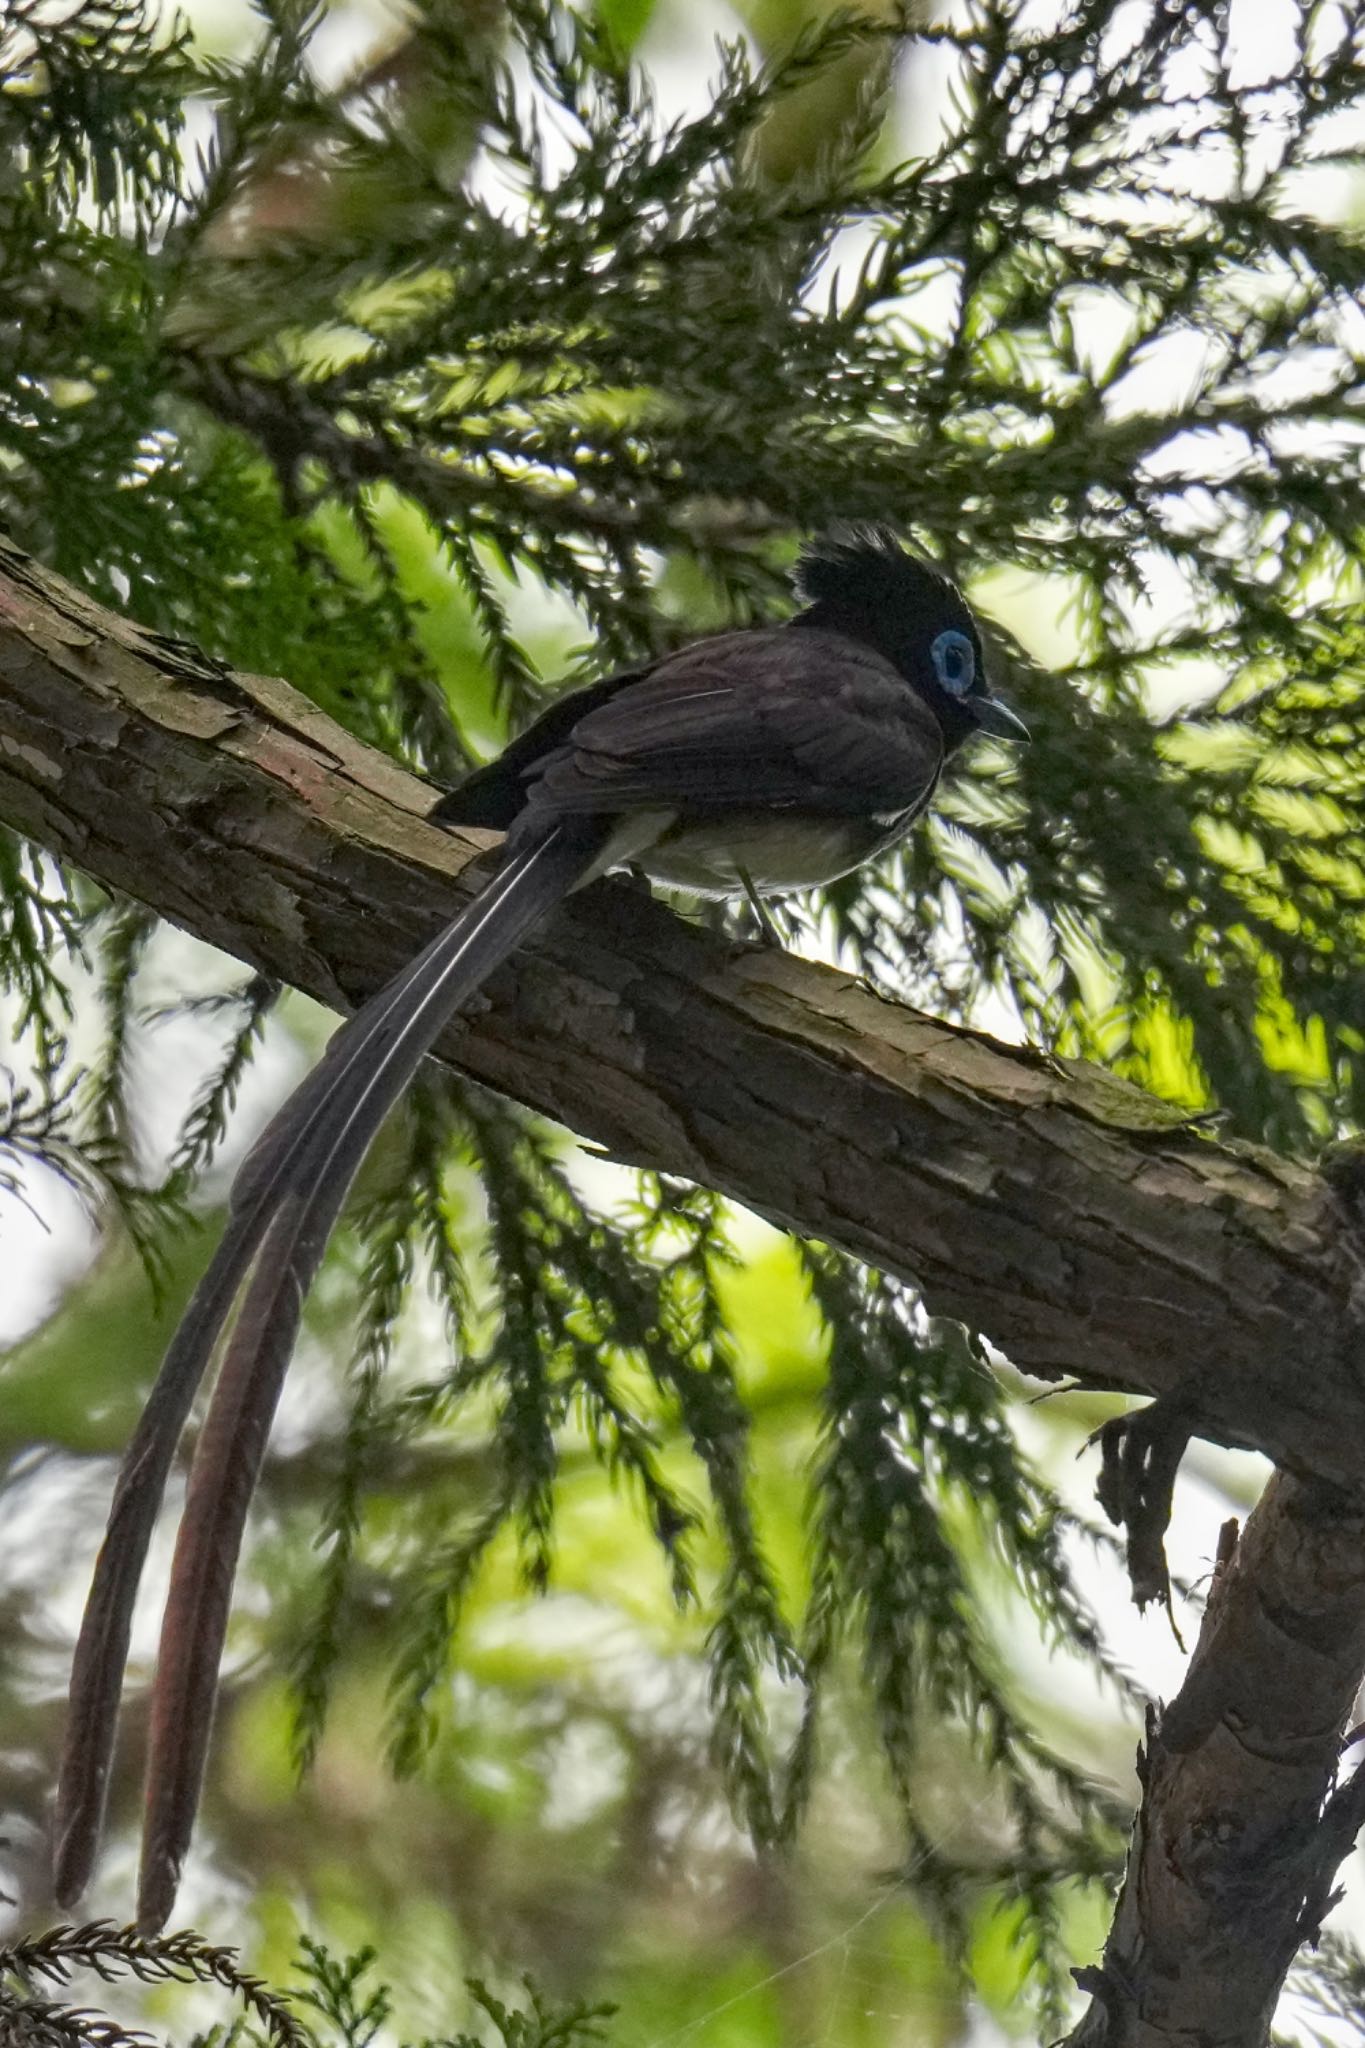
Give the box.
[55,826,603,1925]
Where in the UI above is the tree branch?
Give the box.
[8,537,1365,2029]
[1065,1474,1365,2048]
[176,358,648,543]
[1,533,1363,1492]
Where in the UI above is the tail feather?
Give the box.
[57,826,601,1918]
[57,911,482,1906]
[56,935,457,1904]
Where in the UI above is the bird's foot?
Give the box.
[737,869,788,951]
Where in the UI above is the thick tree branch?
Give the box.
[1,534,1364,1491]
[1065,1474,1365,2048]
[8,537,1365,2029]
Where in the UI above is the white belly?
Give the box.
[615,809,913,898]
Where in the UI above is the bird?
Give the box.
[53,525,1027,1931]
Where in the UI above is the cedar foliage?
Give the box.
[1,0,1364,2037]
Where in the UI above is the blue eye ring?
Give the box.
[931,628,976,697]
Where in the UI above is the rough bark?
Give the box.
[1065,1475,1365,2048]
[2,535,1364,1487]
[6,536,1365,2035]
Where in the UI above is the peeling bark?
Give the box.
[7,537,1365,2035]
[2,536,1364,1486]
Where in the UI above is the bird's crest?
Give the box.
[795,525,965,620]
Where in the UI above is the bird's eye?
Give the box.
[931,629,975,697]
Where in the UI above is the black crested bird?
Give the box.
[55,526,1027,1930]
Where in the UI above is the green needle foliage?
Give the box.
[1,0,1363,2034]
[0,1923,609,2048]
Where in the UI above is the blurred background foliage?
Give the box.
[1,0,1364,2039]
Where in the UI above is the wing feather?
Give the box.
[524,629,943,819]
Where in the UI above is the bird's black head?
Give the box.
[793,526,1028,749]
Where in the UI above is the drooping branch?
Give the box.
[1,533,1363,1491]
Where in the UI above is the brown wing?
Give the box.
[521,627,944,822]
[432,659,656,830]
